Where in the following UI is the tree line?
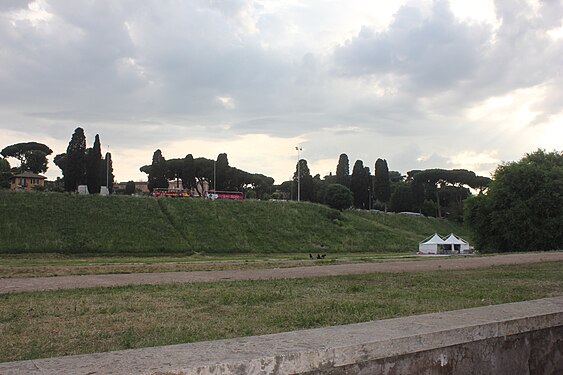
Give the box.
[0,128,114,193]
[140,150,274,198]
[277,153,491,221]
[136,149,492,221]
[2,139,560,253]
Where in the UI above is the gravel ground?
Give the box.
[1,252,561,294]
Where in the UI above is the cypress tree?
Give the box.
[182,154,195,191]
[215,153,229,190]
[335,153,350,188]
[64,127,87,192]
[374,158,391,211]
[293,159,314,201]
[148,149,168,192]
[350,160,370,209]
[86,134,102,194]
[100,152,115,193]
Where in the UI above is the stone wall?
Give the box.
[1,297,561,374]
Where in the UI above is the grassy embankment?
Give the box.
[0,261,561,362]
[0,191,468,255]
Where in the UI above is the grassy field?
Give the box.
[0,261,561,362]
[0,252,441,278]
[0,252,427,278]
[0,191,469,254]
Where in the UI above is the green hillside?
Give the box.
[0,191,470,254]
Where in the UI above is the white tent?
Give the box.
[418,233,445,254]
[443,233,471,253]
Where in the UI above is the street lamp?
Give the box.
[295,146,302,202]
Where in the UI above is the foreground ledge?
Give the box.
[1,297,562,374]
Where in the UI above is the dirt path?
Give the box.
[1,252,561,294]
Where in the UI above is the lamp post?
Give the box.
[295,146,302,202]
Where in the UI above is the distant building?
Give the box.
[135,181,149,193]
[113,181,150,194]
[9,171,47,191]
[113,182,127,192]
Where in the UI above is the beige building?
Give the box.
[9,171,47,191]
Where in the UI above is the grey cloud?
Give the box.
[333,0,490,92]
[0,0,559,183]
[0,1,32,11]
[333,0,562,133]
[0,0,141,116]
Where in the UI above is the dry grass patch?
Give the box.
[1,261,561,363]
[0,253,424,278]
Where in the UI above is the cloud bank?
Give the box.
[0,0,561,183]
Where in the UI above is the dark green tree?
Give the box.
[54,153,67,184]
[293,159,314,201]
[335,153,350,188]
[1,142,52,173]
[101,152,115,193]
[125,180,136,195]
[215,153,230,190]
[408,168,491,218]
[389,183,414,212]
[324,183,353,210]
[148,149,168,193]
[465,149,563,252]
[182,154,195,190]
[86,134,102,194]
[350,160,370,209]
[312,174,330,203]
[374,158,391,211]
[140,153,275,197]
[165,158,184,190]
[389,171,404,183]
[278,180,294,199]
[0,158,10,188]
[24,150,48,174]
[64,127,87,192]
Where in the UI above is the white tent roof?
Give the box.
[420,233,445,245]
[444,233,468,245]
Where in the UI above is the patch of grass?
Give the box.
[0,191,469,254]
[0,192,187,254]
[0,261,561,362]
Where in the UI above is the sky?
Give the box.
[1,0,562,184]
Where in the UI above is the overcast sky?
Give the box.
[1,0,562,184]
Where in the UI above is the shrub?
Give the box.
[324,184,353,211]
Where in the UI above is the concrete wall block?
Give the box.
[0,297,561,374]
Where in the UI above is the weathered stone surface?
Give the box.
[0,297,561,374]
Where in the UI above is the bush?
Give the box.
[324,184,353,211]
[464,149,563,252]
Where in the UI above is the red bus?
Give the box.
[206,190,244,200]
